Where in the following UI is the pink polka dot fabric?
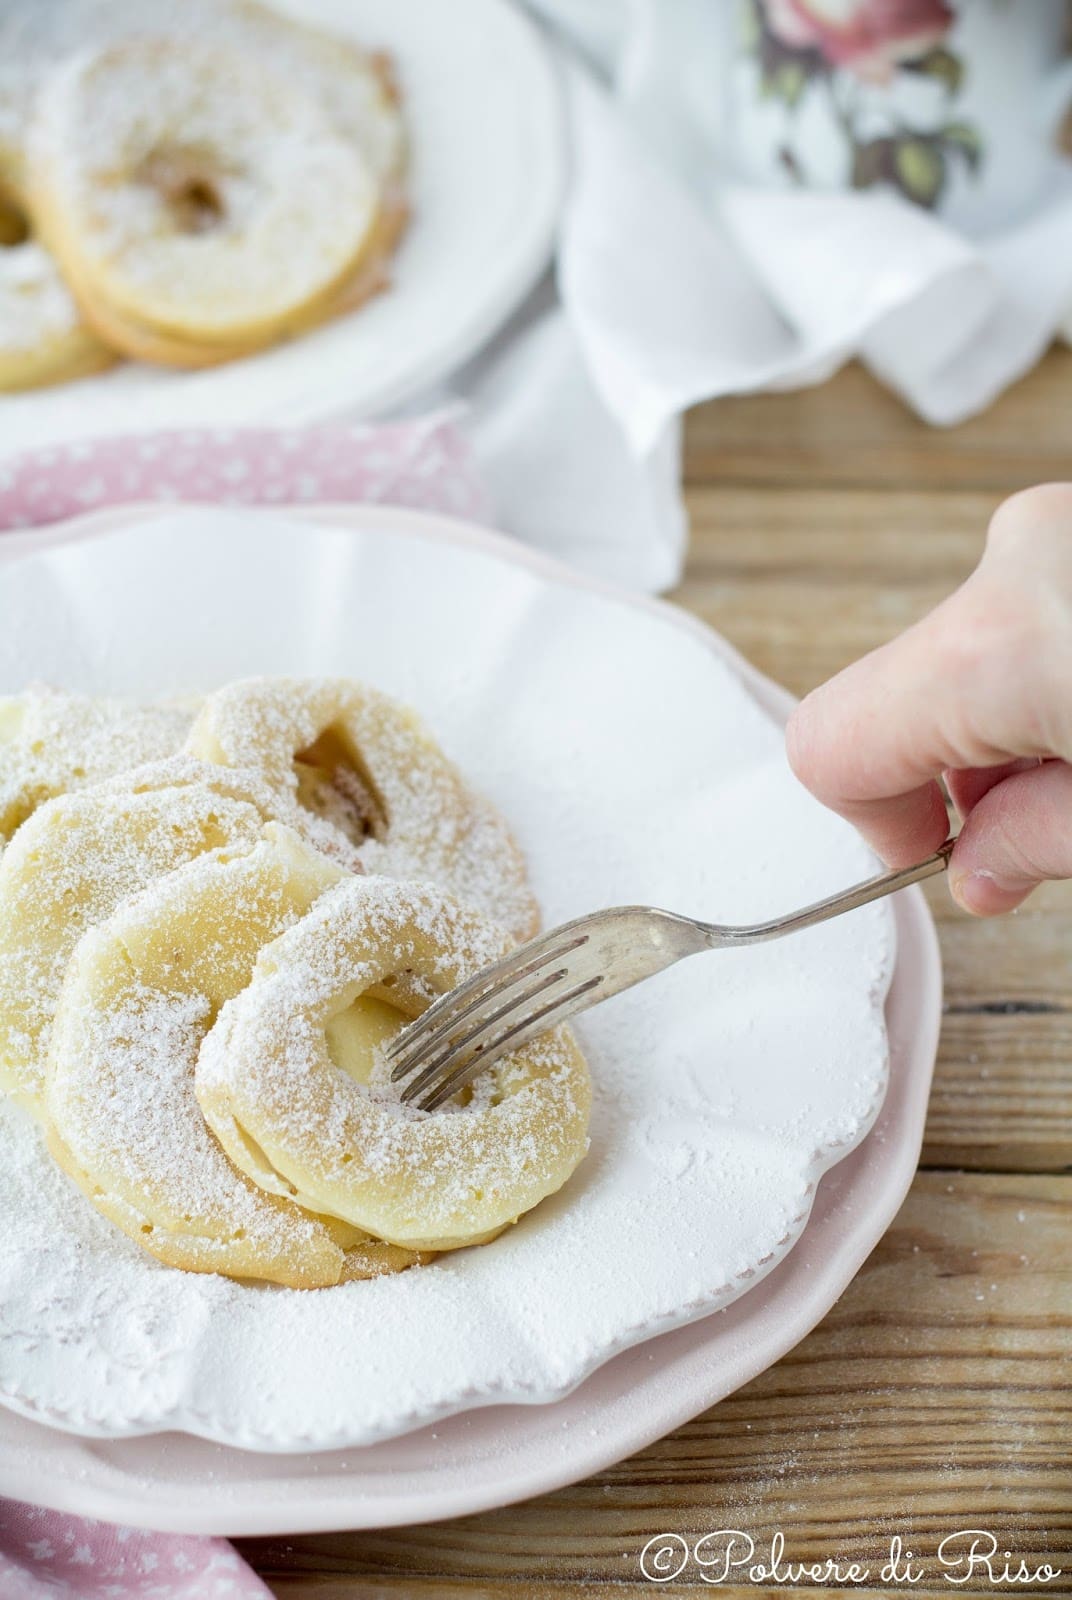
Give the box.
[0,1500,269,1598]
[0,414,492,531]
[0,412,491,1591]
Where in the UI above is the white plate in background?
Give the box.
[0,0,563,456]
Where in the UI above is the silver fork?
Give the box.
[387,838,954,1111]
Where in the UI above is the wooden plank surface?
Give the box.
[674,477,1072,1173]
[685,350,1072,492]
[243,1176,1072,1591]
[244,353,1072,1595]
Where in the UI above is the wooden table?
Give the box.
[241,352,1072,1598]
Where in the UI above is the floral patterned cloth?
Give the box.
[0,413,491,533]
[0,1501,268,1598]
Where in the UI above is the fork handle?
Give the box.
[717,837,955,946]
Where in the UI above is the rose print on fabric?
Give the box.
[742,0,984,208]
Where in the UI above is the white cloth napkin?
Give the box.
[449,0,1072,593]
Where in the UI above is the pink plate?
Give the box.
[0,504,941,1532]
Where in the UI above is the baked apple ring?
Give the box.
[0,0,407,204]
[45,823,425,1287]
[185,677,541,941]
[30,37,381,358]
[0,757,278,1111]
[0,188,113,391]
[0,686,190,842]
[196,876,592,1253]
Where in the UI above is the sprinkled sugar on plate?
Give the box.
[0,505,900,1452]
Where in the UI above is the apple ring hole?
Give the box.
[0,196,29,249]
[139,149,228,235]
[293,724,389,848]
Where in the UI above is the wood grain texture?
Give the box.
[250,1588,967,1600]
[922,883,1072,1172]
[242,1176,1072,1592]
[685,345,1072,492]
[254,1584,1037,1600]
[247,356,1072,1595]
[671,472,1072,1172]
[671,483,991,696]
[256,1587,992,1600]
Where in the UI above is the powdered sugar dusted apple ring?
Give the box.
[29,37,382,360]
[0,190,113,391]
[0,686,190,842]
[0,0,408,207]
[0,756,283,1112]
[185,677,541,941]
[46,823,425,1287]
[196,876,591,1253]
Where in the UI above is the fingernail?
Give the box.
[950,868,1027,916]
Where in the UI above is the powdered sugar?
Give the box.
[43,826,392,1288]
[0,686,190,839]
[186,677,541,940]
[0,242,80,352]
[0,762,279,1110]
[0,510,897,1449]
[34,38,379,334]
[196,875,590,1249]
[0,0,405,192]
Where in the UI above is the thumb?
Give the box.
[949,760,1072,915]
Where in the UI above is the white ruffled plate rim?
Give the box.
[0,502,930,1463]
[0,878,937,1530]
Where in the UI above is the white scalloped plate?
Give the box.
[0,504,902,1455]
[0,0,563,457]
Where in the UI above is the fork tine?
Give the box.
[396,963,572,1105]
[386,929,590,1081]
[414,974,605,1112]
[391,844,959,1112]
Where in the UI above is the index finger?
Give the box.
[785,590,1019,866]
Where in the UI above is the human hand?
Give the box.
[786,483,1072,915]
